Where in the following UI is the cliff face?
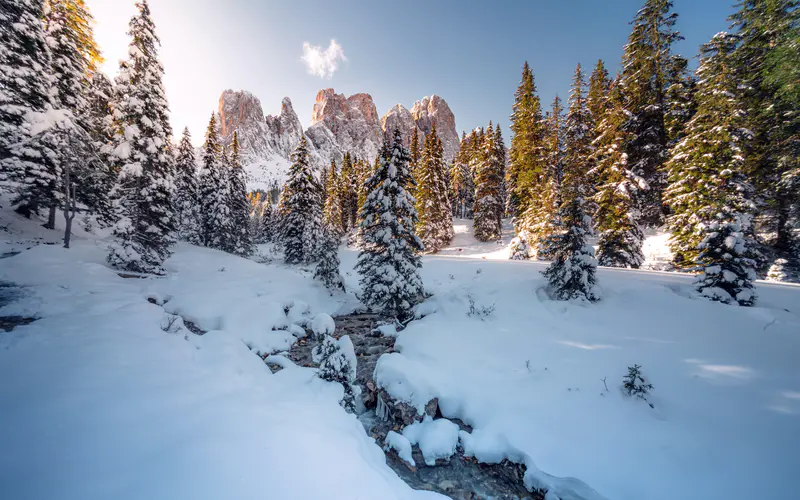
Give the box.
[213,89,459,189]
[379,95,459,163]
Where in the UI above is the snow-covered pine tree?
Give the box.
[259,201,277,243]
[729,0,799,260]
[618,0,683,227]
[542,64,600,302]
[322,158,343,233]
[694,212,758,306]
[283,136,323,265]
[408,127,420,200]
[225,131,253,257]
[473,122,505,242]
[356,130,424,319]
[665,33,753,268]
[1,0,61,222]
[587,59,611,132]
[508,231,531,260]
[664,56,697,146]
[107,0,175,275]
[415,123,453,253]
[198,114,229,250]
[41,0,103,229]
[174,127,201,244]
[349,155,375,249]
[507,62,548,222]
[766,253,800,284]
[589,82,645,268]
[315,334,358,413]
[78,71,116,229]
[314,225,345,292]
[339,151,358,232]
[449,131,475,219]
[529,95,566,259]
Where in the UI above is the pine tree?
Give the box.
[226,131,253,256]
[664,56,697,145]
[473,122,505,242]
[729,0,799,256]
[283,136,323,265]
[530,95,566,259]
[587,59,611,130]
[507,62,548,221]
[199,114,228,250]
[45,0,100,112]
[450,131,475,219]
[694,213,758,306]
[174,127,201,244]
[107,0,175,275]
[356,130,424,319]
[315,335,358,413]
[78,71,116,229]
[415,123,453,252]
[323,158,343,233]
[409,127,420,200]
[542,64,600,302]
[259,201,277,243]
[2,0,61,222]
[339,151,358,232]
[665,33,754,268]
[618,0,684,226]
[590,82,645,268]
[315,226,345,292]
[41,0,102,229]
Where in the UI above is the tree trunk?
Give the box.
[775,196,791,252]
[45,204,57,230]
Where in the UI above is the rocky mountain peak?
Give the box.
[212,88,460,190]
[380,95,459,163]
[218,89,264,142]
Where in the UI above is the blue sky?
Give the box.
[86,0,737,146]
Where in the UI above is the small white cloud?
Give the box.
[301,39,347,79]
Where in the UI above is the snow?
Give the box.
[385,430,416,467]
[402,416,460,466]
[312,312,336,337]
[340,220,800,500]
[0,206,438,500]
[2,203,799,500]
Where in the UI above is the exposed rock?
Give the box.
[212,88,460,190]
[308,88,382,164]
[217,90,304,190]
[411,95,460,163]
[377,389,438,427]
[380,104,415,144]
[380,95,460,163]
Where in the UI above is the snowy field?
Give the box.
[1,211,799,500]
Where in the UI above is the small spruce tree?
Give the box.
[283,136,323,265]
[198,114,229,250]
[542,64,600,302]
[315,226,345,292]
[356,130,424,319]
[225,131,254,257]
[473,123,505,242]
[323,158,343,233]
[107,0,175,275]
[415,123,453,252]
[174,127,202,244]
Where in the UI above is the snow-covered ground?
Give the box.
[1,211,799,500]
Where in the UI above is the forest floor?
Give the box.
[1,208,799,500]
